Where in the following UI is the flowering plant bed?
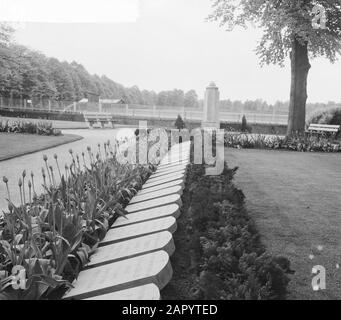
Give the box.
[0,141,154,300]
[224,132,341,153]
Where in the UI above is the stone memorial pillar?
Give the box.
[202,82,220,129]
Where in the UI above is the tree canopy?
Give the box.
[209,0,341,134]
[209,0,341,65]
[0,23,199,108]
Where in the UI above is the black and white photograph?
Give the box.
[0,0,341,304]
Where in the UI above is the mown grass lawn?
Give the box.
[225,148,341,300]
[0,133,83,161]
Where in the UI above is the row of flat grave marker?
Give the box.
[63,143,191,300]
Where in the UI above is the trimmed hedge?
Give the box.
[0,108,85,122]
[307,107,341,126]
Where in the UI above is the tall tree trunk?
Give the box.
[287,37,311,136]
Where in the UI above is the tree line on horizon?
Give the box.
[1,23,339,115]
[0,25,200,108]
[219,99,341,115]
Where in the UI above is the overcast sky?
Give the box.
[10,0,341,103]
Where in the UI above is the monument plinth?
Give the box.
[202,82,220,129]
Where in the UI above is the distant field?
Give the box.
[0,133,83,161]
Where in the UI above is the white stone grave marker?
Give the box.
[156,164,187,174]
[63,251,172,300]
[125,194,182,213]
[138,180,184,195]
[148,170,186,182]
[113,204,180,227]
[143,174,185,189]
[101,216,177,245]
[87,232,175,268]
[152,167,187,179]
[129,186,182,204]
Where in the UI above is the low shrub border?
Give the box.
[162,148,293,300]
[0,108,85,123]
[0,120,61,136]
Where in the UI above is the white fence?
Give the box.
[0,98,288,125]
[112,107,288,125]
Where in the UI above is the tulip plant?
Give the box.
[0,139,155,300]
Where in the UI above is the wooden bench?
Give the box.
[306,124,340,136]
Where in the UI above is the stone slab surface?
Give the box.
[84,284,160,300]
[161,152,189,159]
[125,194,182,213]
[156,164,187,174]
[168,146,190,153]
[163,149,190,156]
[87,232,175,268]
[161,155,189,163]
[139,180,184,195]
[166,146,189,152]
[165,153,190,159]
[143,174,185,188]
[129,186,183,204]
[63,251,172,300]
[159,159,189,167]
[160,160,188,167]
[113,204,180,227]
[148,170,186,182]
[152,168,187,179]
[102,216,177,245]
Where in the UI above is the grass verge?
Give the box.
[225,147,341,299]
[0,133,83,161]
